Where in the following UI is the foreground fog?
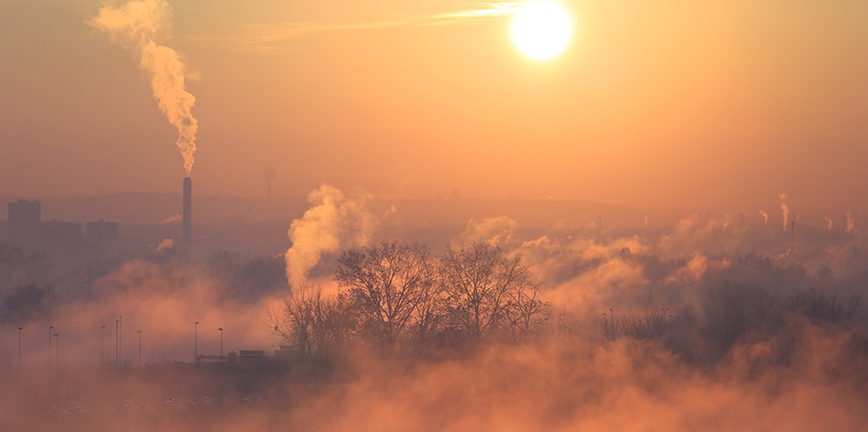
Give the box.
[1,197,866,431]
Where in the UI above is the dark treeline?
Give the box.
[0,242,289,323]
[271,240,867,368]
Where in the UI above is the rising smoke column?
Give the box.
[759,210,768,224]
[284,184,379,287]
[780,193,790,231]
[846,211,857,234]
[89,0,198,175]
[825,216,834,231]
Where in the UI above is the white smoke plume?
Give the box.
[780,193,789,231]
[759,210,768,224]
[159,213,182,225]
[382,204,397,220]
[156,238,173,251]
[845,211,857,234]
[722,214,730,231]
[89,0,198,175]
[643,216,649,228]
[825,216,834,231]
[452,216,519,247]
[284,184,378,287]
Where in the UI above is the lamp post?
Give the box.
[137,331,142,367]
[115,319,119,368]
[53,333,58,367]
[18,327,23,367]
[48,325,53,365]
[194,322,199,364]
[101,325,106,368]
[218,328,223,363]
[119,316,122,367]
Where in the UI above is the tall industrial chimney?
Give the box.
[183,177,192,241]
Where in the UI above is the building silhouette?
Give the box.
[7,199,117,250]
[40,219,82,246]
[87,219,120,247]
[8,199,41,245]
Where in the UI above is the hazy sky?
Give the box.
[1,0,867,213]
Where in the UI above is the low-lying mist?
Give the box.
[1,198,866,431]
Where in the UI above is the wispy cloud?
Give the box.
[187,2,523,51]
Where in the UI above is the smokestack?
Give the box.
[183,177,192,241]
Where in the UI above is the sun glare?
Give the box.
[511,1,573,60]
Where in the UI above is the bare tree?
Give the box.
[784,289,863,328]
[270,285,355,361]
[623,307,668,340]
[4,283,55,321]
[440,242,531,341]
[335,241,437,346]
[507,281,551,342]
[703,282,780,349]
[0,244,25,296]
[600,309,620,340]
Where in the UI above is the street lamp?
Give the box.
[194,322,199,364]
[101,325,106,368]
[53,333,58,367]
[18,327,23,367]
[48,325,53,365]
[119,316,122,366]
[218,328,223,363]
[137,331,142,367]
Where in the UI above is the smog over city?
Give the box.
[1,0,867,431]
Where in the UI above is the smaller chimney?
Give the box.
[183,177,192,241]
[264,165,275,200]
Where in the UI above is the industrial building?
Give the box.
[7,199,120,250]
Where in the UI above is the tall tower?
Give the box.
[263,165,275,199]
[183,177,192,241]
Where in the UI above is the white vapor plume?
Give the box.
[780,193,789,231]
[89,0,198,175]
[159,213,182,225]
[643,216,649,228]
[845,211,857,234]
[453,216,519,247]
[284,184,378,287]
[382,204,397,220]
[759,210,768,224]
[156,238,173,251]
[722,215,730,231]
[825,216,834,231]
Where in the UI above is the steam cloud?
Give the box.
[759,210,768,224]
[780,193,789,231]
[453,216,519,247]
[159,213,182,224]
[382,204,397,220]
[89,0,199,175]
[156,238,173,250]
[846,211,857,234]
[284,184,378,287]
[825,216,834,231]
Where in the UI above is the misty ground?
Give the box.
[1,205,868,431]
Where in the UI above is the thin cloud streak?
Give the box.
[187,2,523,51]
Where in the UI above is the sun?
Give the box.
[511,1,573,61]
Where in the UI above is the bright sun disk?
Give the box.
[511,1,573,60]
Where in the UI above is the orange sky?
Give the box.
[1,0,867,214]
